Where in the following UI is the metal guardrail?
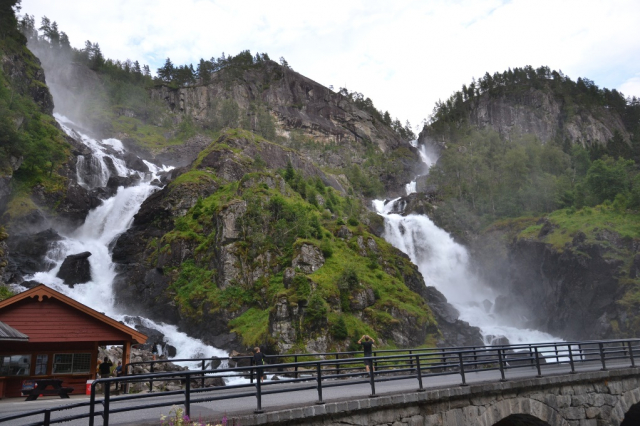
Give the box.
[1,338,639,426]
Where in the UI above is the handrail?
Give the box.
[2,338,639,426]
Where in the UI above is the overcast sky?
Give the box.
[20,0,640,129]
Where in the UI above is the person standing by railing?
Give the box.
[253,347,266,383]
[358,335,376,372]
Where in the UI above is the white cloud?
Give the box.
[619,76,640,99]
[20,0,640,127]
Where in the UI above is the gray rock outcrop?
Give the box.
[292,244,325,274]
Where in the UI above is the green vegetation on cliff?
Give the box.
[142,130,437,351]
[0,1,70,201]
[423,68,640,239]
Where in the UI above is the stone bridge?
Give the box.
[233,368,640,426]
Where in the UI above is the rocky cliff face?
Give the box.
[419,86,630,151]
[473,216,640,341]
[149,61,421,196]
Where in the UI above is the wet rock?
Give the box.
[5,229,61,283]
[122,152,150,173]
[165,344,177,358]
[20,280,43,289]
[482,299,493,313]
[505,235,624,340]
[134,325,166,349]
[208,357,222,370]
[106,175,140,191]
[487,335,510,346]
[56,252,92,286]
[292,243,324,274]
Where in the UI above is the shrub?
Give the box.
[304,293,328,328]
[331,316,348,340]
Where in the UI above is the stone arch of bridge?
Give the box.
[492,414,551,426]
[476,398,569,426]
[612,387,640,425]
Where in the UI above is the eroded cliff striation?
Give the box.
[419,85,630,152]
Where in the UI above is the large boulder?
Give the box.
[292,243,325,274]
[56,252,92,286]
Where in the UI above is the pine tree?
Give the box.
[157,57,174,82]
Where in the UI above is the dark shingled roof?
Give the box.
[0,320,29,341]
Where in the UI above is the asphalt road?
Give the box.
[0,358,632,426]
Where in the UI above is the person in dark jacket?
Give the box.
[358,334,376,372]
[99,357,113,378]
[98,357,113,393]
[253,347,266,383]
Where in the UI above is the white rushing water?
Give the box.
[405,140,437,196]
[23,115,228,362]
[376,142,562,346]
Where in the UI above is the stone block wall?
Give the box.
[233,368,640,426]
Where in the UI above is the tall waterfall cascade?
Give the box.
[22,114,228,362]
[376,141,562,346]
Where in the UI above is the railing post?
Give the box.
[373,351,378,371]
[295,355,299,379]
[103,381,111,426]
[149,362,154,392]
[473,347,478,370]
[628,341,636,368]
[185,373,191,418]
[201,360,206,389]
[255,369,264,413]
[44,409,51,426]
[458,352,468,386]
[409,350,414,372]
[599,343,607,371]
[529,344,534,366]
[335,354,340,376]
[415,354,425,391]
[534,347,543,377]
[497,349,506,382]
[89,382,96,426]
[368,357,377,398]
[568,345,576,374]
[555,344,559,364]
[316,362,325,404]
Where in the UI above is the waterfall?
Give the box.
[405,140,437,196]
[23,114,228,362]
[376,143,562,346]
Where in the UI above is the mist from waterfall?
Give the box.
[24,114,228,362]
[376,143,562,346]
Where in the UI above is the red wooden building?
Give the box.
[0,285,147,398]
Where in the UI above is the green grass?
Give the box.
[229,308,270,346]
[515,205,640,251]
